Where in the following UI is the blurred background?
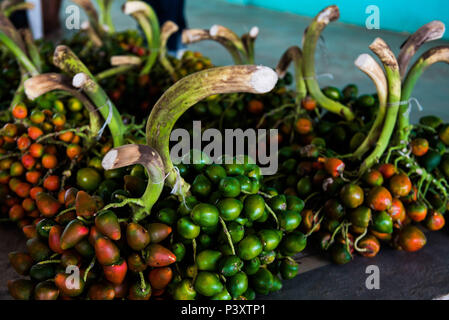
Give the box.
[57,0,449,122]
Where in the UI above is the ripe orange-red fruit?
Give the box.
[59,131,74,142]
[30,186,44,200]
[12,103,28,119]
[295,118,313,135]
[22,198,35,212]
[398,225,426,252]
[43,175,60,192]
[29,143,44,158]
[410,138,429,157]
[378,163,397,179]
[2,123,18,137]
[25,171,41,184]
[9,204,25,221]
[27,126,44,140]
[324,158,345,178]
[10,162,24,176]
[41,154,58,169]
[16,135,31,151]
[66,144,82,160]
[302,96,317,111]
[247,100,264,114]
[389,173,412,198]
[15,182,31,198]
[71,135,81,144]
[52,113,66,127]
[21,153,36,170]
[22,225,37,238]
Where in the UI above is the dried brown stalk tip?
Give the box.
[123,1,149,15]
[110,56,142,66]
[102,144,164,171]
[369,38,398,69]
[316,5,339,24]
[276,46,302,78]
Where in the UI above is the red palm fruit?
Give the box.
[14,182,31,198]
[54,272,85,297]
[357,235,381,258]
[41,154,57,169]
[59,131,74,142]
[362,169,384,187]
[10,161,24,176]
[324,158,345,178]
[3,123,18,137]
[247,100,263,114]
[406,202,427,222]
[425,211,445,231]
[103,259,128,284]
[29,143,44,158]
[401,185,418,204]
[0,170,10,184]
[112,280,129,299]
[88,281,115,300]
[22,198,35,211]
[60,220,89,250]
[66,144,82,160]
[26,237,51,261]
[8,279,34,300]
[389,173,412,198]
[148,267,173,290]
[54,210,76,225]
[61,250,82,268]
[0,158,13,170]
[398,225,426,252]
[64,187,79,207]
[28,209,40,218]
[75,191,97,218]
[36,192,61,217]
[30,186,44,200]
[58,190,66,204]
[12,103,28,119]
[367,186,392,211]
[71,135,81,144]
[126,222,150,251]
[127,252,147,273]
[147,223,172,243]
[29,109,45,124]
[48,225,64,254]
[95,237,120,266]
[302,96,317,111]
[34,280,59,300]
[44,145,57,155]
[21,154,35,170]
[410,138,429,157]
[370,229,392,242]
[25,170,41,184]
[128,280,152,300]
[9,204,25,221]
[8,251,33,275]
[95,210,121,240]
[89,226,102,246]
[378,163,397,179]
[22,225,37,238]
[17,135,31,151]
[295,117,313,135]
[27,126,44,140]
[43,175,60,191]
[388,198,406,224]
[52,113,66,127]
[145,244,176,267]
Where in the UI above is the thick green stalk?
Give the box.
[182,28,243,65]
[53,45,125,147]
[102,144,165,221]
[302,5,355,121]
[22,29,42,73]
[0,31,38,76]
[360,38,401,174]
[10,73,28,109]
[95,64,137,81]
[146,65,278,198]
[396,46,449,145]
[351,54,388,159]
[276,46,307,105]
[97,0,114,33]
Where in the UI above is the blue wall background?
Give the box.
[226,0,449,39]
